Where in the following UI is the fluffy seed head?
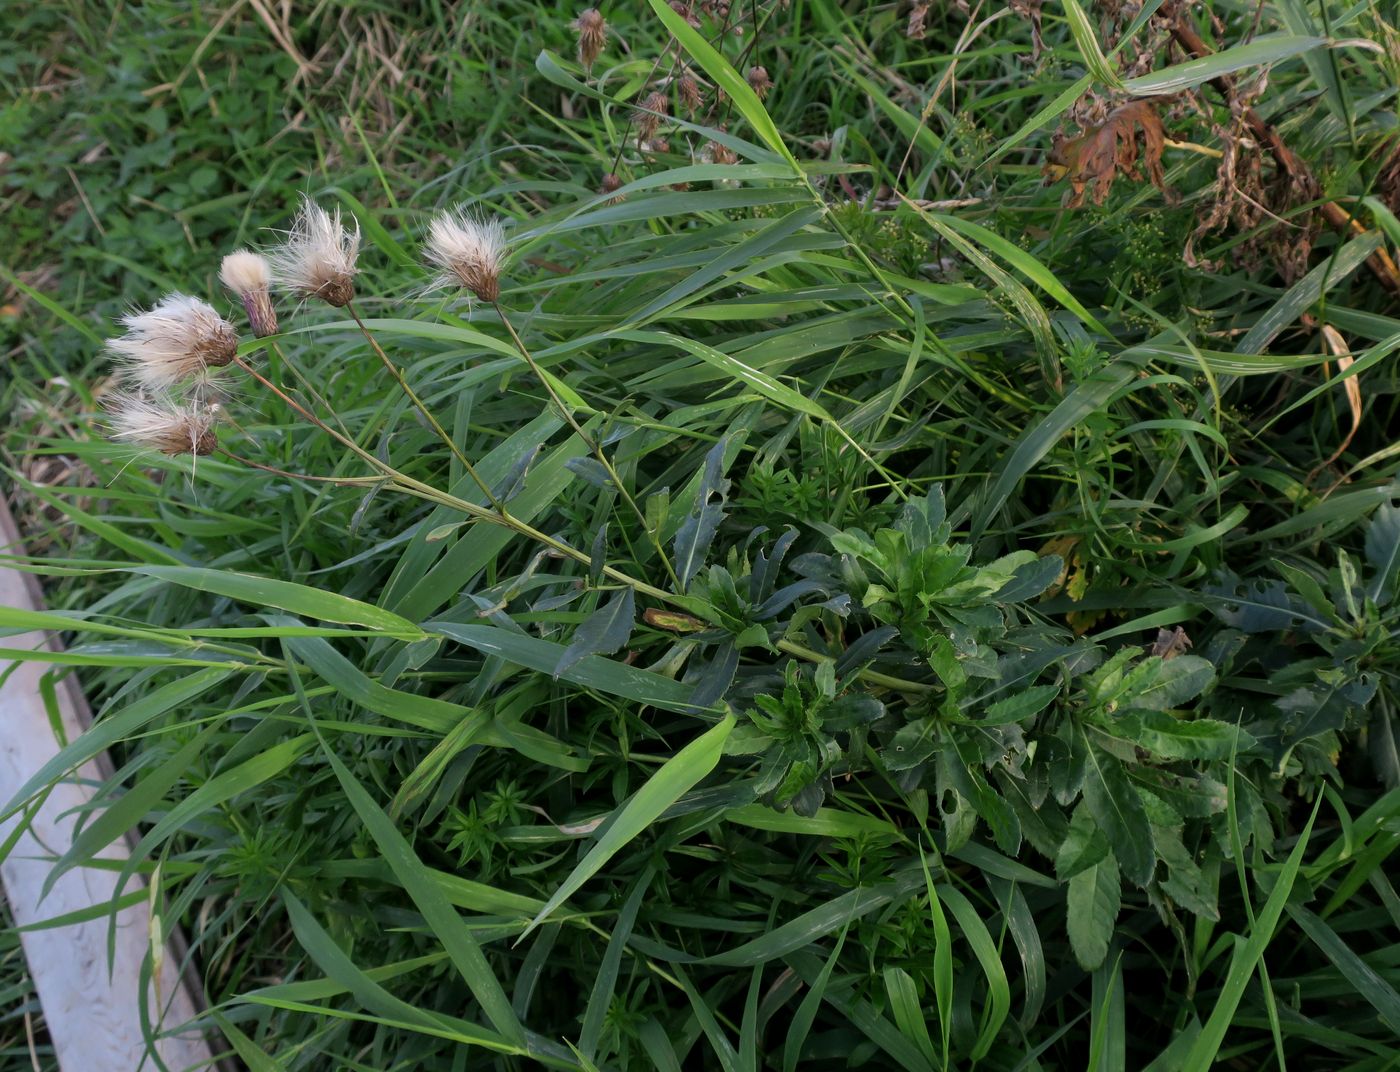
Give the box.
[106,392,220,456]
[269,196,360,307]
[424,208,507,303]
[219,249,279,337]
[746,65,772,100]
[108,294,237,391]
[572,9,606,71]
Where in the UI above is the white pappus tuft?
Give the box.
[108,293,238,392]
[106,392,221,456]
[268,196,360,307]
[423,208,507,303]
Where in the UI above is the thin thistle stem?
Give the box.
[217,449,384,487]
[346,300,506,514]
[492,301,681,589]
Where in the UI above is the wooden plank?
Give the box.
[0,497,214,1071]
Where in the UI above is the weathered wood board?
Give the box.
[0,498,213,1071]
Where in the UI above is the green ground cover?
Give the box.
[2,1,1399,1068]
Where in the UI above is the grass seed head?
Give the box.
[572,8,606,71]
[269,195,360,307]
[108,293,237,391]
[424,208,506,303]
[106,392,220,455]
[219,249,279,337]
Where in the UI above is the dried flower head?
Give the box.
[636,90,669,142]
[219,250,279,338]
[746,66,772,99]
[108,294,237,392]
[599,172,625,204]
[706,139,739,166]
[907,2,929,39]
[424,208,507,303]
[677,69,703,115]
[269,196,360,307]
[671,1,703,29]
[572,8,607,71]
[106,392,220,456]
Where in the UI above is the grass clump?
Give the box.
[3,0,1400,1069]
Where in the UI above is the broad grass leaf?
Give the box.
[1124,34,1335,96]
[938,884,1012,1060]
[648,0,798,170]
[1181,797,1322,1071]
[318,742,526,1045]
[1286,904,1400,1033]
[0,667,231,820]
[521,714,734,936]
[431,621,702,713]
[1067,854,1121,970]
[277,892,528,1056]
[1235,232,1383,354]
[967,358,1138,536]
[785,950,937,1072]
[579,869,654,1062]
[46,722,218,893]
[132,565,422,632]
[883,967,937,1067]
[1062,0,1126,88]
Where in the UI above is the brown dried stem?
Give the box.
[1169,7,1400,294]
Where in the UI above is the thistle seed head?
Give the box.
[423,208,507,303]
[600,172,625,203]
[108,294,237,392]
[677,69,704,115]
[268,196,360,307]
[746,65,772,100]
[572,8,607,71]
[219,249,279,337]
[106,392,220,456]
[636,90,669,143]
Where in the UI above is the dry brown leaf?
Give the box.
[1045,101,1170,209]
[1311,325,1363,480]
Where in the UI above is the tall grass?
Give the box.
[3,1,1400,1069]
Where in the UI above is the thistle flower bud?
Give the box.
[108,294,237,392]
[636,91,669,143]
[106,392,220,456]
[746,66,772,100]
[269,196,359,307]
[572,8,606,71]
[677,69,703,115]
[424,208,507,303]
[600,173,625,203]
[219,250,279,337]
